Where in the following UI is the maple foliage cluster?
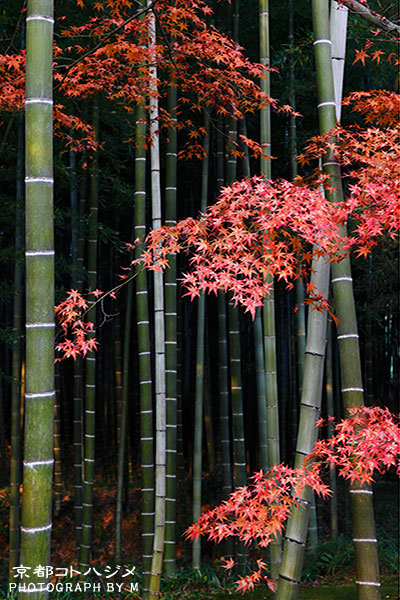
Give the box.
[0,0,279,157]
[185,406,400,593]
[298,90,400,257]
[140,176,344,316]
[140,91,399,316]
[54,289,99,361]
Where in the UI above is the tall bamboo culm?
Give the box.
[260,0,281,579]
[9,114,23,580]
[79,99,99,570]
[73,160,86,555]
[224,4,247,570]
[216,122,233,561]
[164,77,178,575]
[241,120,268,472]
[134,105,154,597]
[318,2,381,596]
[277,256,330,600]
[226,115,247,569]
[53,368,62,516]
[20,2,55,598]
[148,6,167,597]
[192,112,209,569]
[115,277,134,563]
[326,319,338,539]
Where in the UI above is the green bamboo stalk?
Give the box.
[9,113,23,581]
[288,1,318,547]
[364,256,373,406]
[263,281,282,578]
[227,114,247,572]
[164,75,178,576]
[254,309,268,471]
[307,494,318,550]
[216,117,225,192]
[319,2,381,595]
[148,6,167,596]
[241,119,268,472]
[192,112,209,570]
[73,159,86,555]
[260,0,281,577]
[294,281,306,397]
[19,2,55,598]
[53,367,62,517]
[115,278,134,563]
[260,0,271,181]
[326,319,338,540]
[288,0,306,403]
[215,124,232,505]
[289,307,298,458]
[192,292,206,568]
[288,0,297,180]
[70,137,79,284]
[134,105,154,597]
[0,379,5,479]
[218,293,233,498]
[114,312,123,444]
[203,357,215,472]
[227,0,248,561]
[78,98,99,571]
[276,256,330,600]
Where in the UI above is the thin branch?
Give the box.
[340,0,400,37]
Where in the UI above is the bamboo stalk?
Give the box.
[164,75,178,576]
[148,6,167,596]
[192,112,209,569]
[78,98,99,570]
[9,113,23,580]
[53,367,62,517]
[20,2,55,597]
[326,319,338,540]
[134,104,154,597]
[277,256,330,599]
[73,159,86,555]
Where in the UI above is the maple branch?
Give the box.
[54,0,160,92]
[339,0,400,37]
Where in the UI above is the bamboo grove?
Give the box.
[0,1,399,600]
